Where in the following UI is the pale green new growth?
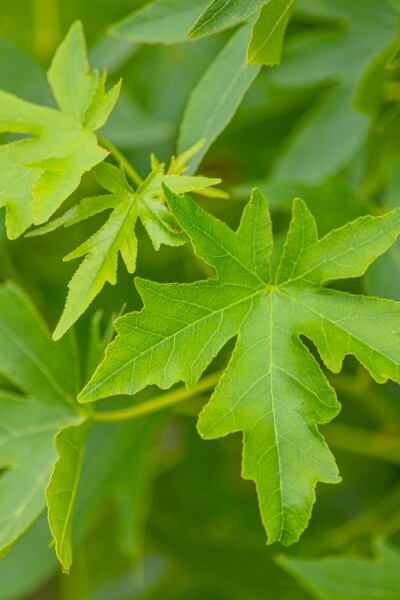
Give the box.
[46,423,89,573]
[31,142,226,339]
[0,283,83,556]
[278,540,400,599]
[0,21,120,239]
[80,190,400,545]
[247,0,295,66]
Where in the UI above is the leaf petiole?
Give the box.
[97,135,143,187]
[93,370,222,423]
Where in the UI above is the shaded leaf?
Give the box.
[179,25,260,172]
[0,283,83,555]
[111,0,209,45]
[278,540,400,599]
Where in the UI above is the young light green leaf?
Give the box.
[80,189,400,545]
[111,0,209,44]
[0,21,120,239]
[178,25,260,172]
[32,145,224,340]
[46,422,89,574]
[0,283,83,555]
[278,539,400,599]
[247,0,295,66]
[189,0,263,39]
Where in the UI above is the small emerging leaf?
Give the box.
[32,145,225,339]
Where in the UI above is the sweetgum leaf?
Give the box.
[0,283,83,555]
[0,21,120,239]
[31,143,225,340]
[278,540,400,599]
[80,188,400,545]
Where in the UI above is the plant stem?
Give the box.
[325,422,400,465]
[97,136,143,187]
[93,371,221,423]
[318,483,400,552]
[330,370,400,431]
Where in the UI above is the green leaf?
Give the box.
[111,0,209,44]
[46,422,89,573]
[31,145,224,339]
[366,166,400,301]
[247,0,295,66]
[80,189,400,545]
[75,416,160,559]
[0,21,120,239]
[178,26,261,172]
[0,283,83,555]
[269,0,398,184]
[278,540,400,599]
[0,514,57,600]
[189,0,263,39]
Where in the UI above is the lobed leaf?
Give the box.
[0,21,119,239]
[31,146,225,339]
[80,188,400,544]
[189,0,264,39]
[46,423,89,573]
[0,283,84,555]
[178,25,261,172]
[111,0,209,44]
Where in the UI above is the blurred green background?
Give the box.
[1,0,400,598]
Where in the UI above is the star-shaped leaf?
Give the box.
[31,142,226,339]
[80,188,400,545]
[0,21,120,239]
[0,283,84,556]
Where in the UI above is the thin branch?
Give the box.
[97,135,143,187]
[93,371,222,423]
